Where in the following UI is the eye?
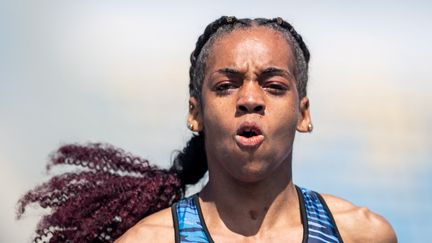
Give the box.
[263,82,288,95]
[214,81,238,95]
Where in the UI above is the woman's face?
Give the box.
[189,26,311,182]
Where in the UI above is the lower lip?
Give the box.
[235,135,264,148]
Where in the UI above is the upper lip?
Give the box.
[236,121,263,137]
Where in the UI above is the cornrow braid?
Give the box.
[254,17,310,98]
[189,16,239,99]
[271,17,310,63]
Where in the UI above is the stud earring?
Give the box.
[307,123,313,133]
[187,123,194,131]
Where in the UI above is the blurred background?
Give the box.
[1,0,431,242]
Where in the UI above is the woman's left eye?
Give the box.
[263,82,288,94]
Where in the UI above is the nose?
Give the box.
[236,82,265,114]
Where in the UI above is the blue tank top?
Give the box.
[171,186,343,243]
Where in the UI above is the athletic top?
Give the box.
[171,186,343,243]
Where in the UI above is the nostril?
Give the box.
[253,105,263,112]
[239,105,248,112]
[237,104,264,113]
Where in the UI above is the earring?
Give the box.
[187,123,194,131]
[307,123,313,133]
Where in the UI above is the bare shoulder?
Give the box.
[321,194,397,243]
[115,207,175,243]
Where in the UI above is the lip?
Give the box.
[235,122,265,149]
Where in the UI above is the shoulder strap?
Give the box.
[298,186,344,243]
[171,195,212,243]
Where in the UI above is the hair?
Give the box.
[17,16,310,242]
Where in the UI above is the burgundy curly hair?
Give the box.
[17,143,183,242]
[17,16,309,242]
[17,132,207,242]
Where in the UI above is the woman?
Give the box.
[18,17,397,243]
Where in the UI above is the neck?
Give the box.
[199,154,300,237]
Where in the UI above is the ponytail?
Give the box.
[17,143,183,242]
[170,132,208,188]
[17,136,208,242]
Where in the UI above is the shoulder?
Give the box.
[115,207,175,243]
[321,194,397,243]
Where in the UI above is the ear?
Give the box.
[296,96,312,133]
[187,96,203,132]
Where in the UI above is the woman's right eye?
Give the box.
[216,83,234,90]
[214,82,237,95]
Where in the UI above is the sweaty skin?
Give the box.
[116,27,397,243]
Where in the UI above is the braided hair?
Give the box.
[17,16,310,242]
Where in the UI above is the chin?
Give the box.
[233,162,274,183]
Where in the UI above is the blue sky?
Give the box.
[1,1,431,242]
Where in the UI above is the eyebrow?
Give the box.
[215,67,294,80]
[216,68,244,77]
[261,67,294,80]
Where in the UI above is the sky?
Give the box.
[1,0,431,242]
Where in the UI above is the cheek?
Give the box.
[269,101,299,137]
[202,98,235,133]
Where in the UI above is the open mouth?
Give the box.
[235,122,264,148]
[237,126,262,138]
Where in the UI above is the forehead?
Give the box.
[206,26,295,73]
